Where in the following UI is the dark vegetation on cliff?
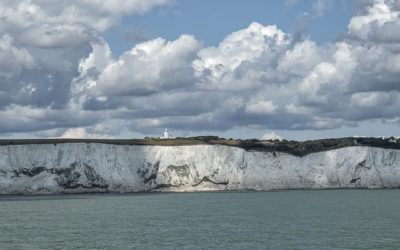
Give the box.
[0,136,399,156]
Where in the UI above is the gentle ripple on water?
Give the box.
[0,190,400,250]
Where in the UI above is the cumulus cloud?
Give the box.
[348,0,400,42]
[0,0,170,32]
[193,22,290,90]
[1,0,400,138]
[0,0,169,78]
[92,35,200,96]
[0,34,36,78]
[0,0,170,135]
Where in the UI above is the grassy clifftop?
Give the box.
[0,136,399,156]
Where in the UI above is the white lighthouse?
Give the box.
[160,128,174,139]
[163,128,169,138]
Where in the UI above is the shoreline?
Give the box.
[1,186,399,197]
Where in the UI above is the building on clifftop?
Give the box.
[160,128,175,139]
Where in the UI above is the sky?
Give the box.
[0,0,400,140]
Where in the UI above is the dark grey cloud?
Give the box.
[0,106,102,133]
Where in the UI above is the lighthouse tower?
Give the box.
[160,128,174,139]
[163,128,169,139]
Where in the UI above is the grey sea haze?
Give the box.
[0,190,399,249]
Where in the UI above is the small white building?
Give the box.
[160,128,175,139]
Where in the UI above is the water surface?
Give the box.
[0,190,399,249]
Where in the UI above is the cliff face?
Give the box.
[0,143,400,194]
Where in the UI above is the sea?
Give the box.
[0,190,399,249]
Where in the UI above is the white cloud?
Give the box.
[0,0,170,125]
[348,0,400,42]
[79,41,113,76]
[277,39,322,76]
[93,35,200,96]
[193,22,290,90]
[0,0,170,79]
[75,0,400,134]
[0,0,170,32]
[0,34,35,78]
[1,0,400,137]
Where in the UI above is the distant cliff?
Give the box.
[1,139,400,194]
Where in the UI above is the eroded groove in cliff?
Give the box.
[192,176,229,187]
[350,177,361,184]
[152,183,183,189]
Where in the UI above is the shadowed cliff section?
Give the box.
[11,162,108,190]
[0,136,399,157]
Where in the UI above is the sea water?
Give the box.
[0,190,399,249]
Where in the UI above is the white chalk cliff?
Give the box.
[0,143,400,194]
